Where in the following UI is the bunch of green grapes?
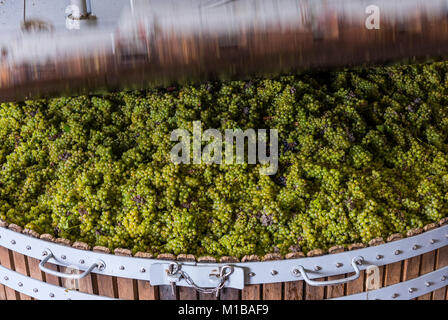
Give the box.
[1,61,448,258]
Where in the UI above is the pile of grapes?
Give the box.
[1,62,448,258]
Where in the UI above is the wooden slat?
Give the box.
[346,243,367,296]
[0,284,6,300]
[39,234,61,288]
[418,224,438,300]
[0,246,19,300]
[383,234,403,289]
[432,246,448,300]
[219,256,239,300]
[325,246,345,299]
[304,249,325,300]
[12,251,32,300]
[261,253,283,300]
[283,252,305,300]
[418,250,436,300]
[93,246,116,298]
[283,281,304,300]
[135,252,159,300]
[72,242,96,295]
[157,253,178,300]
[197,256,219,300]
[114,248,138,300]
[241,255,261,300]
[176,254,197,300]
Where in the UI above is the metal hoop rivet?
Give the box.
[26,245,31,250]
[271,270,278,276]
[248,272,255,277]
[408,288,416,293]
[49,293,55,298]
[412,245,419,250]
[79,259,85,264]
[314,266,322,271]
[33,288,38,293]
[430,239,436,244]
[425,282,431,287]
[18,282,23,287]
[119,265,125,270]
[376,255,383,260]
[391,293,399,298]
[61,255,66,260]
[140,268,146,273]
[441,276,447,281]
[11,240,15,245]
[4,276,8,281]
[292,269,300,277]
[336,263,343,268]
[394,250,401,255]
[42,251,48,256]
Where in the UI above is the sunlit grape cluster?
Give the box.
[1,62,448,258]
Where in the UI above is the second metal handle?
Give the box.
[297,256,364,286]
[39,249,105,280]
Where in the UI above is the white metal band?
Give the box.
[0,225,447,288]
[334,266,448,300]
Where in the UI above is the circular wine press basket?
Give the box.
[0,218,446,300]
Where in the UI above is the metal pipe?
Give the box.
[69,0,91,19]
[2,0,448,102]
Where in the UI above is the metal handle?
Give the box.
[297,256,364,286]
[39,249,105,280]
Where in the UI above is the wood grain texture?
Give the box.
[417,250,436,300]
[384,234,403,288]
[114,248,138,300]
[93,246,116,298]
[219,256,240,300]
[157,253,178,300]
[283,281,304,300]
[432,246,448,300]
[261,253,283,300]
[134,252,159,300]
[11,251,31,300]
[325,246,345,299]
[346,244,367,296]
[304,249,325,300]
[0,284,6,300]
[177,254,197,300]
[0,246,19,300]
[241,255,261,300]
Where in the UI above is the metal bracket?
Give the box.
[150,262,245,290]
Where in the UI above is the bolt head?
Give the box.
[292,269,300,276]
[271,270,278,276]
[10,240,15,245]
[61,255,66,260]
[33,288,38,293]
[26,245,31,250]
[412,245,419,250]
[314,266,322,271]
[4,276,8,281]
[248,272,255,277]
[408,288,416,293]
[49,293,55,298]
[18,282,23,287]
[391,293,399,298]
[336,263,343,268]
[376,255,383,260]
[441,276,447,281]
[140,267,146,273]
[394,250,401,255]
[42,251,48,256]
[119,265,125,270]
[79,259,85,264]
[425,282,431,287]
[430,239,436,244]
